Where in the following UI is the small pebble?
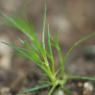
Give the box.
[83,82,94,95]
[84,82,93,91]
[0,87,11,95]
[54,90,64,95]
[77,82,83,88]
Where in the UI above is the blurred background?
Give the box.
[0,0,95,95]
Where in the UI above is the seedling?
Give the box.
[1,5,95,95]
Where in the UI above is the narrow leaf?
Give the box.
[48,24,54,64]
[70,76,95,81]
[19,83,51,94]
[63,32,95,64]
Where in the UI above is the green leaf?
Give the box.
[1,13,42,53]
[52,35,64,76]
[47,24,55,75]
[63,32,95,65]
[70,75,95,81]
[19,38,39,53]
[42,3,47,58]
[3,42,45,71]
[2,14,34,40]
[19,83,51,94]
[47,24,54,65]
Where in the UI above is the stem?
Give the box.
[48,82,58,95]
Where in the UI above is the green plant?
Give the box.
[1,5,95,95]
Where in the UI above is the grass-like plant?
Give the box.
[1,5,95,95]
